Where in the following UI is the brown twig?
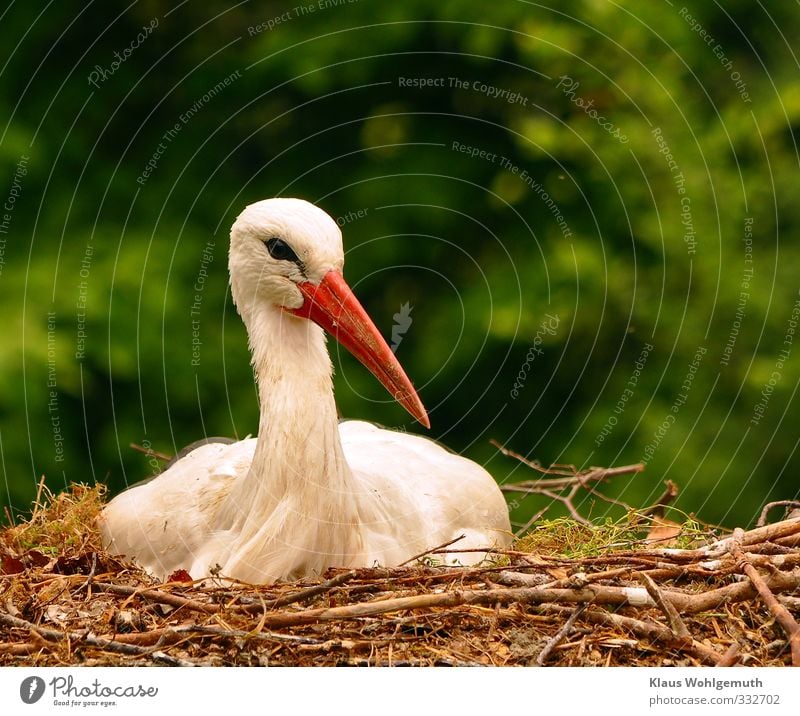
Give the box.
[256,570,360,610]
[237,568,800,629]
[77,552,98,595]
[93,582,220,614]
[636,571,691,642]
[716,642,741,667]
[731,528,800,666]
[535,603,587,665]
[398,534,466,567]
[129,442,172,462]
[538,604,721,665]
[758,501,800,527]
[639,481,680,518]
[0,612,184,663]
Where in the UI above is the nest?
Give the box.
[1,478,799,667]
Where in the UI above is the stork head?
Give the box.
[229,198,429,428]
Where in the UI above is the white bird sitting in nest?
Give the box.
[99,198,511,583]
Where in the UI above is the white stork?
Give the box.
[99,198,511,583]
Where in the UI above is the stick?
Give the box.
[538,604,721,665]
[77,553,98,595]
[535,603,587,665]
[0,642,41,655]
[255,569,360,610]
[107,622,322,647]
[241,569,800,629]
[399,535,466,567]
[0,612,176,660]
[731,528,800,666]
[129,443,172,462]
[636,571,691,642]
[758,501,800,527]
[716,643,741,667]
[638,481,680,518]
[93,582,220,614]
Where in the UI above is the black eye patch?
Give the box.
[264,237,300,264]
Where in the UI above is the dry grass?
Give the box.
[1,482,799,667]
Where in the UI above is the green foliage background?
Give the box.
[1,1,798,530]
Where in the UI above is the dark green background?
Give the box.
[1,1,798,530]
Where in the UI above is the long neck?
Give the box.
[249,303,349,497]
[213,302,362,574]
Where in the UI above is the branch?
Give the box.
[758,501,800,527]
[636,571,691,642]
[94,582,220,614]
[731,528,800,666]
[535,603,587,665]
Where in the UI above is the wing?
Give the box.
[98,439,256,578]
[339,420,512,566]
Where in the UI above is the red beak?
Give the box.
[289,271,430,429]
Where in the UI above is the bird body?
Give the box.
[99,199,511,583]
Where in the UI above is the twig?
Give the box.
[256,570,359,610]
[151,651,196,666]
[731,528,800,666]
[514,507,549,538]
[129,442,172,462]
[498,461,645,492]
[77,553,98,595]
[636,571,691,642]
[534,486,593,526]
[716,643,741,667]
[0,642,41,656]
[0,612,178,660]
[758,501,800,527]
[398,535,466,567]
[538,604,721,665]
[108,622,323,647]
[240,569,800,629]
[602,517,800,563]
[31,474,50,524]
[93,582,220,614]
[638,481,680,518]
[535,603,587,665]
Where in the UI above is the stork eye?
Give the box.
[264,238,299,263]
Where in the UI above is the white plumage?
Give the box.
[99,198,511,583]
